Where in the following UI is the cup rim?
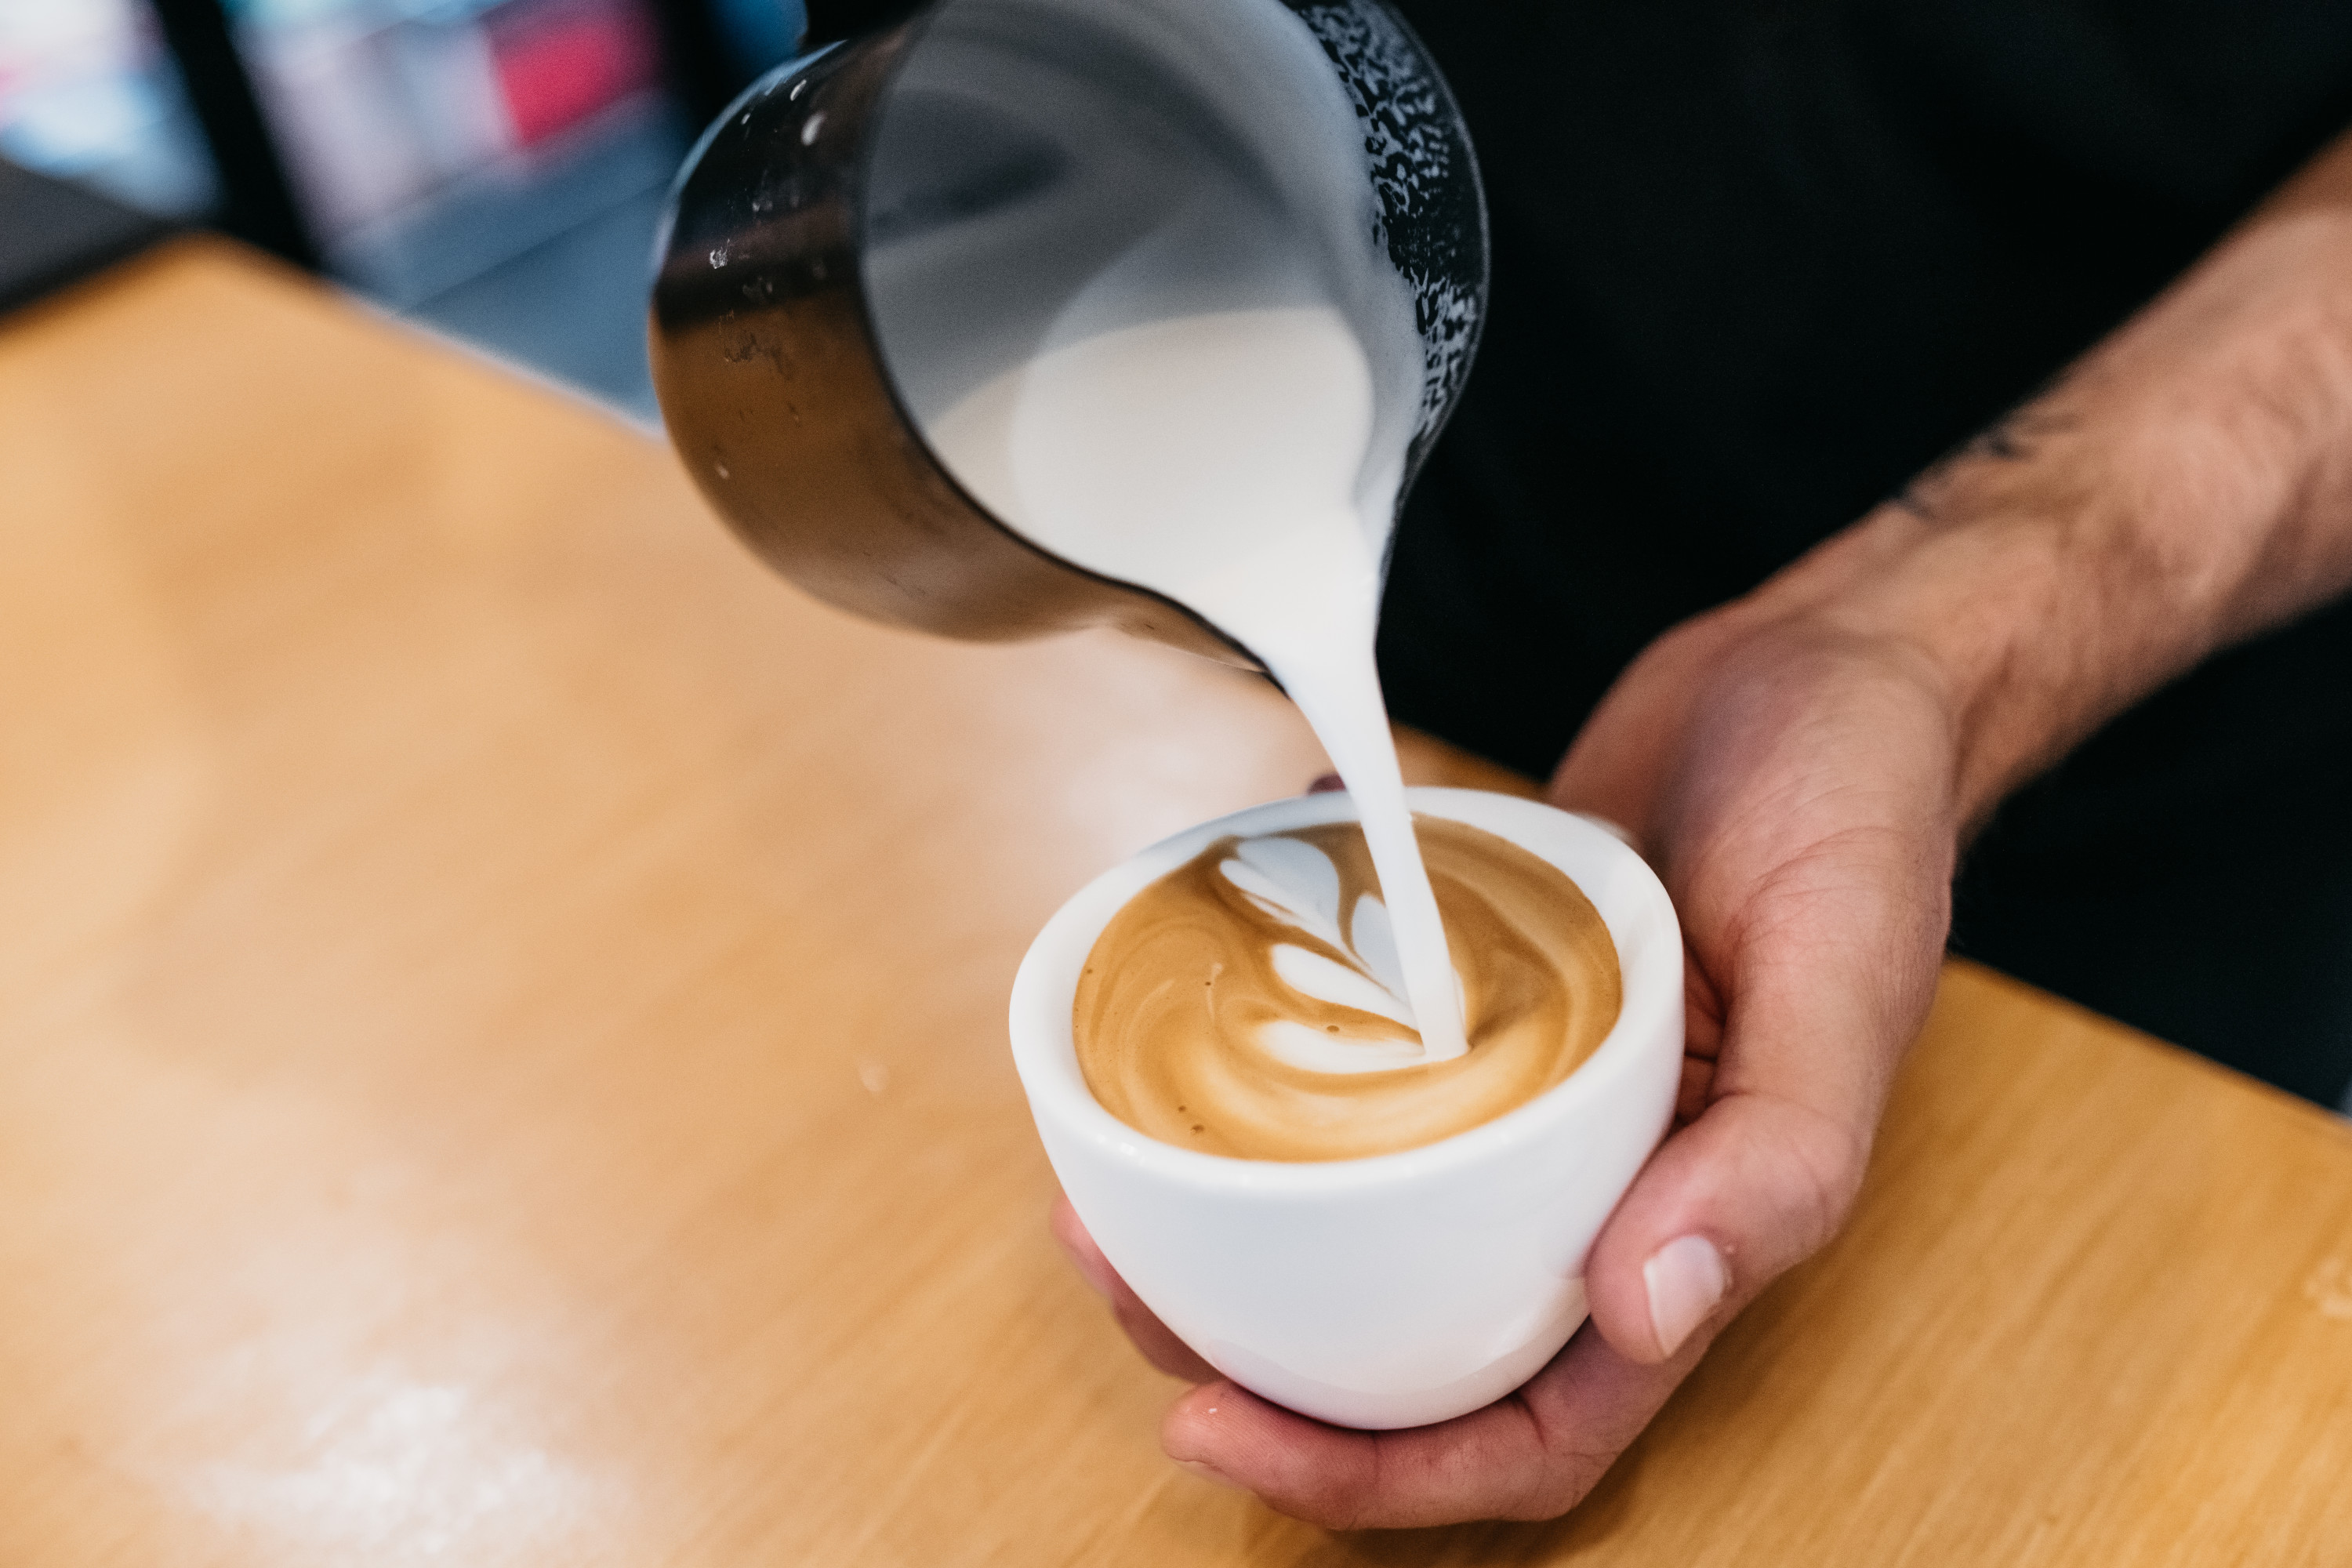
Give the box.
[1008,786,1682,1194]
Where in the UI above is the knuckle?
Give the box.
[1329,1442,1392,1530]
[1768,1105,1869,1255]
[1504,1454,1606,1522]
[1271,1468,1383,1531]
[1509,1393,1616,1521]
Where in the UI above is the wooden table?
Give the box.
[5,241,2350,1566]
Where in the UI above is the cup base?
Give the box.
[1189,1279,1588,1431]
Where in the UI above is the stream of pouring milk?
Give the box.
[927,304,1469,1062]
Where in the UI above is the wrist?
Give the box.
[1803,499,2137,832]
[1755,249,2352,826]
[1734,478,2228,834]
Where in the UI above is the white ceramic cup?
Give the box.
[1009,786,1682,1430]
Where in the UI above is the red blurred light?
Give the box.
[491,1,659,148]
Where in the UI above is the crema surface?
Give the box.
[1074,817,1620,1162]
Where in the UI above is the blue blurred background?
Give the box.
[0,0,816,420]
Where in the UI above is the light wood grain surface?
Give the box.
[3,241,2349,1566]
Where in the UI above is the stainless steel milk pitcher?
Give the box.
[649,0,1487,668]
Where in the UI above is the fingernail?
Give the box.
[1642,1234,1728,1358]
[1174,1458,1244,1491]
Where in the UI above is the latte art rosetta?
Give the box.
[1074,817,1621,1162]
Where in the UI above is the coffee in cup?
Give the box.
[1075,815,1621,1162]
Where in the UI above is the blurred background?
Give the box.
[0,0,828,421]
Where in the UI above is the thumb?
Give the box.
[1579,792,1940,1363]
[1583,1087,1874,1363]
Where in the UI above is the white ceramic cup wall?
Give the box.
[1009,786,1682,1430]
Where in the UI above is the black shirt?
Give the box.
[1377,0,2352,776]
[1372,0,2352,1099]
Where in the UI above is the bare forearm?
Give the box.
[1744,123,2352,828]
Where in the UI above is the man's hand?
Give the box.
[1052,122,2352,1528]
